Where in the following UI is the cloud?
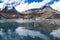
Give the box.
[2,0,20,3]
[50,28,60,38]
[16,27,50,40]
[0,3,5,10]
[0,0,60,12]
[15,3,29,12]
[2,0,21,6]
[0,0,21,10]
[47,0,60,5]
[50,1,60,11]
[15,0,51,12]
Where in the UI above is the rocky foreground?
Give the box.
[0,6,60,19]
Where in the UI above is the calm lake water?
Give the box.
[0,19,60,40]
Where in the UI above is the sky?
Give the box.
[0,0,60,12]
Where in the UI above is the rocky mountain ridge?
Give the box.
[0,6,60,19]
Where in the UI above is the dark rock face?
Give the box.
[0,6,60,19]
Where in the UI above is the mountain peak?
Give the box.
[21,6,53,14]
[42,6,52,9]
[3,6,15,11]
[1,6,18,15]
[7,6,15,10]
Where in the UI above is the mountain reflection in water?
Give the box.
[0,27,49,40]
[0,20,60,40]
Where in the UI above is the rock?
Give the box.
[0,6,60,19]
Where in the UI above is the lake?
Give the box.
[0,19,60,40]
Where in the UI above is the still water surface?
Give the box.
[0,19,60,40]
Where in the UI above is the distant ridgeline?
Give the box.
[0,6,60,19]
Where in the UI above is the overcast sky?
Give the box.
[0,0,60,12]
